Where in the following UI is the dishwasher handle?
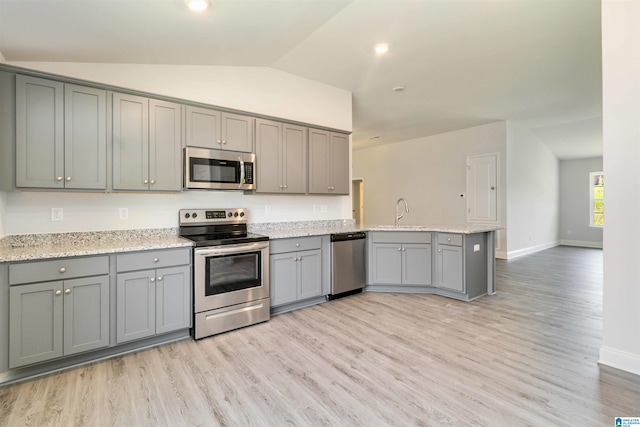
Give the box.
[331,232,366,242]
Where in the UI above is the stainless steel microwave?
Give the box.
[184,147,256,190]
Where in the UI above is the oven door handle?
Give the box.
[195,242,268,256]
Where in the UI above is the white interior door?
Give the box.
[467,154,498,222]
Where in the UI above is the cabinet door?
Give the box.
[222,112,254,152]
[116,271,155,343]
[9,281,64,368]
[185,105,221,149]
[282,124,308,194]
[64,84,107,190]
[15,75,64,189]
[330,132,349,195]
[255,119,282,193]
[308,128,330,194]
[437,245,464,292]
[370,243,402,284]
[270,253,297,307]
[149,99,182,191]
[297,249,322,300]
[402,244,432,286]
[156,266,191,334]
[113,93,149,190]
[63,275,109,356]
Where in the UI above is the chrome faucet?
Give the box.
[395,198,409,226]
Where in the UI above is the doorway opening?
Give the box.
[352,179,364,226]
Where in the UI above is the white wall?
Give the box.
[599,0,640,376]
[352,121,507,252]
[2,62,353,234]
[506,121,560,258]
[0,191,6,237]
[0,52,5,63]
[559,157,603,248]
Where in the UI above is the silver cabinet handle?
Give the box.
[402,248,406,251]
[144,179,149,184]
[60,267,66,273]
[150,277,155,282]
[438,249,442,252]
[447,238,451,242]
[295,243,300,247]
[55,290,62,296]
[56,176,63,182]
[217,140,222,144]
[153,258,159,263]
[223,140,227,144]
[283,184,287,189]
[150,179,155,184]
[65,288,71,294]
[158,276,163,281]
[398,247,402,251]
[66,176,71,181]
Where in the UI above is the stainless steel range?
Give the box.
[179,208,270,339]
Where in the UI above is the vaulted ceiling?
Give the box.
[0,0,602,158]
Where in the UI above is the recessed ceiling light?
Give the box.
[392,86,406,92]
[374,43,389,55]
[185,0,210,12]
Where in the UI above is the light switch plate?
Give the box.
[119,208,129,220]
[474,244,480,252]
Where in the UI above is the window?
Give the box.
[590,172,604,227]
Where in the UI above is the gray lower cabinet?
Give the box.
[255,119,308,194]
[8,256,110,369]
[15,75,107,190]
[368,232,432,286]
[308,129,349,195]
[270,237,322,307]
[435,233,464,293]
[116,249,191,344]
[112,94,182,191]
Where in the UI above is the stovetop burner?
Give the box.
[178,208,268,247]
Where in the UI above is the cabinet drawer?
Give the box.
[9,256,109,285]
[369,231,431,244]
[116,248,191,272]
[437,233,463,246]
[269,236,322,254]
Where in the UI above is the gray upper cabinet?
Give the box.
[8,256,110,369]
[113,93,181,191]
[15,75,106,189]
[255,119,307,194]
[308,129,349,195]
[185,106,254,153]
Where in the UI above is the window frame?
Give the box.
[589,171,604,228]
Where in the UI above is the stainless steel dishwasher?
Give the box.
[330,232,366,299]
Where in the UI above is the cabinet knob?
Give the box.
[447,238,451,242]
[438,249,442,252]
[398,247,402,251]
[66,176,71,181]
[222,140,227,145]
[55,290,62,296]
[150,277,155,282]
[144,179,149,184]
[283,184,287,189]
[402,248,406,251]
[153,258,159,263]
[56,176,63,182]
[217,140,222,144]
[65,288,71,294]
[279,185,283,189]
[158,276,163,281]
[150,179,155,185]
[295,243,300,247]
[59,267,66,273]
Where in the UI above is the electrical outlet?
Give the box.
[313,205,320,213]
[119,208,129,220]
[51,208,63,222]
[265,205,272,214]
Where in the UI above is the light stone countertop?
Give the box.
[0,221,502,262]
[0,229,193,263]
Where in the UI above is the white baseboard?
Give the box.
[599,346,640,376]
[495,251,507,259]
[560,239,603,249]
[506,241,560,259]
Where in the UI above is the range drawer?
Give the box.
[116,248,191,272]
[437,233,463,246]
[269,236,322,254]
[9,256,109,285]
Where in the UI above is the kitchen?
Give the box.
[0,0,639,424]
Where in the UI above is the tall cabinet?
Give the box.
[112,94,182,191]
[308,129,349,194]
[15,75,107,189]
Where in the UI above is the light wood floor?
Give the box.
[1,246,639,426]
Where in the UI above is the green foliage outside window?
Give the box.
[591,173,604,226]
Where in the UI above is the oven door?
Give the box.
[194,241,269,313]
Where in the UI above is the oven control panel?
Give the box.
[179,208,247,225]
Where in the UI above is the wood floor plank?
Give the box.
[1,246,639,426]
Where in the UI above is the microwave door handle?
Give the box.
[239,157,245,188]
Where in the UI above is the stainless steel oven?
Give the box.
[179,208,269,339]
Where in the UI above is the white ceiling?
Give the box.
[0,0,603,158]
